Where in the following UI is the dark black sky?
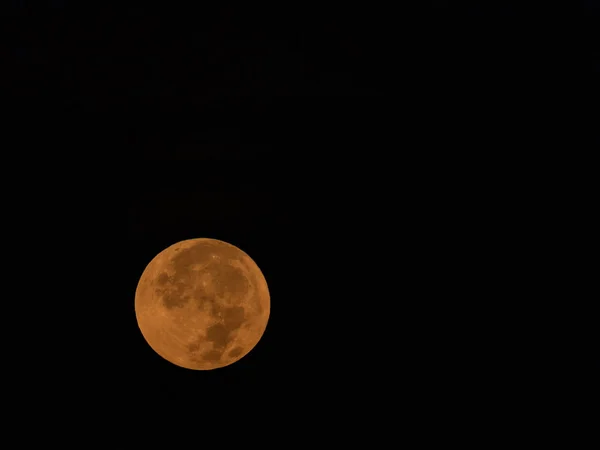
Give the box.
[7,2,596,436]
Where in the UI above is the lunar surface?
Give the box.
[134,238,270,370]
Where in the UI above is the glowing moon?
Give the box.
[134,238,270,370]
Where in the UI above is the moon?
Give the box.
[134,238,270,370]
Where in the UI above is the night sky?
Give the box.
[7,2,596,437]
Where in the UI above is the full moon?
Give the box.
[134,238,270,370]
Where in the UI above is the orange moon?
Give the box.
[134,238,270,370]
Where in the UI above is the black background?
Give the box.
[5,1,597,438]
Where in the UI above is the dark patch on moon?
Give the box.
[160,288,188,309]
[212,264,250,298]
[205,323,229,348]
[202,349,224,362]
[156,272,170,286]
[205,307,245,347]
[155,272,191,309]
[200,305,246,361]
[224,306,245,329]
[170,242,214,271]
[228,347,243,358]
